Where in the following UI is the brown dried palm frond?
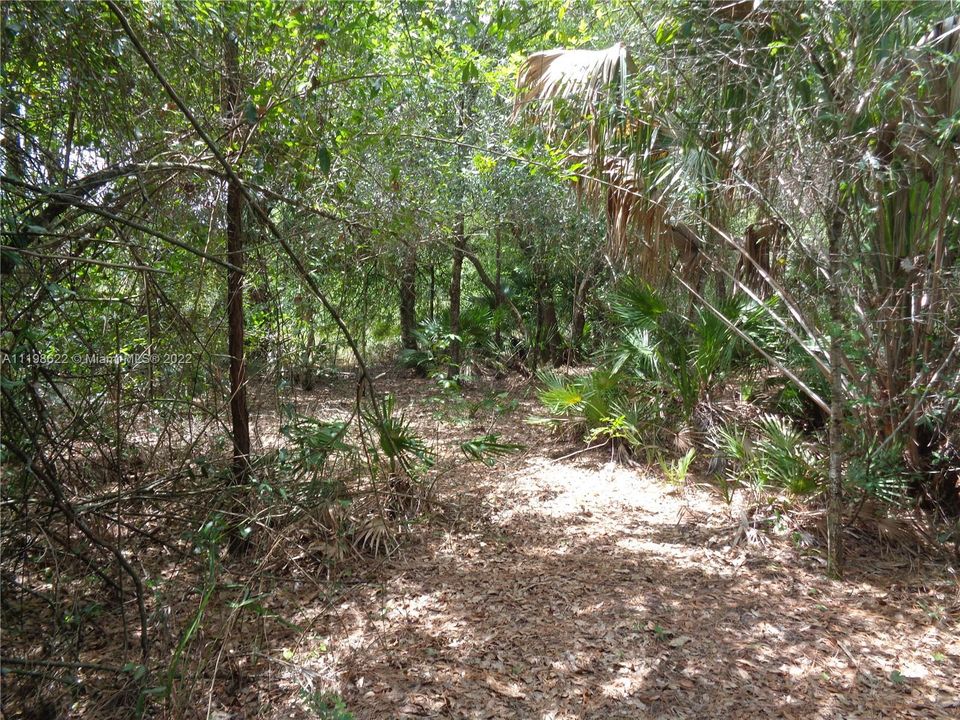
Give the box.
[710,0,763,22]
[514,42,634,143]
[516,43,703,284]
[515,42,632,110]
[570,152,683,283]
[352,515,395,557]
[734,221,787,299]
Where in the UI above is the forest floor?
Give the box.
[251,369,960,720]
[3,371,959,720]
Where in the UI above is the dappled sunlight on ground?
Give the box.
[4,371,953,718]
[253,377,959,718]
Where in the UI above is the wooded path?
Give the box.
[254,375,959,719]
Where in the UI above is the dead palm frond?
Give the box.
[352,515,395,557]
[515,43,701,283]
[515,42,633,116]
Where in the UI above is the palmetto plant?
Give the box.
[706,414,823,500]
[279,417,354,505]
[362,394,435,477]
[607,280,774,413]
[534,281,777,453]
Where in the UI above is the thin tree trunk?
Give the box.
[462,245,525,333]
[303,318,315,391]
[569,268,594,362]
[399,243,418,350]
[826,204,845,579]
[541,293,560,365]
[0,3,24,277]
[223,31,250,485]
[494,228,502,348]
[449,213,465,378]
[448,88,474,379]
[536,274,560,366]
[1,3,23,183]
[360,269,370,357]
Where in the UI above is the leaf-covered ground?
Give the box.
[250,373,959,720]
[3,372,957,719]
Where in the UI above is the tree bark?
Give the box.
[223,31,251,485]
[536,274,560,367]
[448,213,465,378]
[1,3,23,183]
[462,245,525,333]
[826,204,845,579]
[448,87,475,379]
[494,228,502,348]
[399,243,418,350]
[569,267,594,362]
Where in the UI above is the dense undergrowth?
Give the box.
[530,282,959,551]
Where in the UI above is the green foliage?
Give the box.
[400,299,513,381]
[537,369,586,417]
[607,282,778,413]
[401,319,452,368]
[278,417,355,504]
[303,690,354,720]
[706,415,823,500]
[752,415,821,495]
[536,368,621,432]
[536,283,785,455]
[363,394,435,474]
[847,442,913,507]
[460,434,524,465]
[660,448,696,485]
[3,3,960,716]
[587,411,643,450]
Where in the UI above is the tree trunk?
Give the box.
[536,274,560,366]
[826,204,845,579]
[494,228,502,348]
[399,243,418,350]
[448,87,475,379]
[302,319,316,391]
[735,221,786,299]
[569,268,594,362]
[448,213,465,378]
[223,31,251,485]
[1,4,23,183]
[516,227,559,369]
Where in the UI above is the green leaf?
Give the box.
[461,60,478,84]
[460,434,523,465]
[655,17,679,45]
[317,146,332,174]
[243,99,259,125]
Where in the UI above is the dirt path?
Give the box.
[261,375,958,720]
